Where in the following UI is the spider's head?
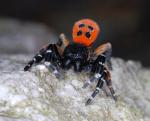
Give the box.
[72,19,100,47]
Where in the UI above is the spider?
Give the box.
[24,19,117,105]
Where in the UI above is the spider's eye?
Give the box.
[79,24,85,28]
[88,25,94,31]
[85,32,91,38]
[77,30,82,36]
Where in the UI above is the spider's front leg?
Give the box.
[24,48,46,71]
[24,44,61,75]
[43,44,63,78]
[24,33,69,79]
[24,43,63,78]
[82,54,106,89]
[44,33,69,78]
[85,54,105,105]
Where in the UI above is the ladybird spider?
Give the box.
[24,19,117,105]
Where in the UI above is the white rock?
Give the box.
[0,55,149,121]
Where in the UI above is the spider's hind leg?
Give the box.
[83,42,112,88]
[94,42,112,70]
[83,42,116,105]
[85,66,117,105]
[104,68,117,101]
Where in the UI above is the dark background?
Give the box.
[0,0,150,67]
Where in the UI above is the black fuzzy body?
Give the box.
[62,43,89,71]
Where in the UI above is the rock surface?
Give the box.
[0,55,149,121]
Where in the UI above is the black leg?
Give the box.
[83,54,107,105]
[103,68,117,101]
[24,48,45,71]
[44,44,61,64]
[73,60,82,72]
[44,44,64,79]
[82,54,105,88]
[62,57,72,69]
[82,73,102,88]
[105,79,117,101]
[86,79,104,105]
[44,44,53,62]
[83,61,93,73]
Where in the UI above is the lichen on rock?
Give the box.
[0,55,149,121]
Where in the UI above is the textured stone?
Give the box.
[0,55,149,121]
